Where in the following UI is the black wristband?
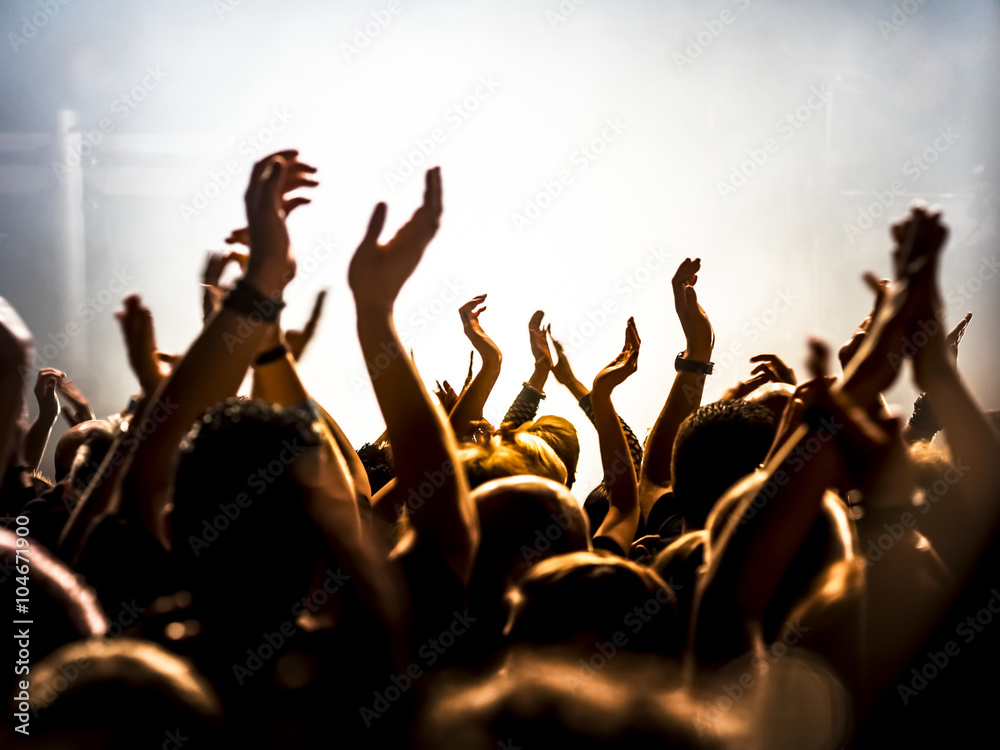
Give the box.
[675,351,714,375]
[222,278,285,323]
[254,343,289,367]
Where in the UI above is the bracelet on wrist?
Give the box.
[522,382,546,399]
[675,351,714,375]
[222,278,285,324]
[254,343,289,367]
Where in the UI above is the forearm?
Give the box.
[921,364,1000,509]
[356,306,476,573]
[122,306,276,540]
[449,358,501,439]
[704,423,836,618]
[641,370,706,488]
[592,389,639,548]
[526,361,549,393]
[563,376,589,402]
[23,409,58,473]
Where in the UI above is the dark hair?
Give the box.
[507,551,679,655]
[172,399,324,625]
[671,399,776,529]
[357,441,394,494]
[583,482,611,532]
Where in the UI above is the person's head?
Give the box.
[583,482,611,533]
[743,381,795,425]
[458,433,567,489]
[468,476,590,603]
[172,399,326,628]
[506,551,679,654]
[25,638,223,750]
[54,420,114,486]
[0,527,107,698]
[357,441,394,494]
[671,399,777,530]
[516,415,580,488]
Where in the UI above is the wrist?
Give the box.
[566,380,589,401]
[354,298,394,321]
[527,365,549,392]
[243,268,286,301]
[684,345,713,362]
[37,404,59,422]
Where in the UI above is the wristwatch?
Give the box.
[675,351,714,375]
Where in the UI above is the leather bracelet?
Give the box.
[222,277,285,323]
[254,343,289,367]
[675,351,714,375]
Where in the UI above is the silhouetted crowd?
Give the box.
[2,152,998,749]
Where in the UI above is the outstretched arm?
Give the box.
[549,330,644,471]
[449,295,502,440]
[639,258,715,519]
[121,150,318,546]
[592,318,642,553]
[349,167,478,584]
[500,311,553,428]
[23,368,61,473]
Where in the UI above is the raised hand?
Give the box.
[244,150,318,298]
[115,295,173,395]
[748,352,796,385]
[349,167,442,313]
[548,330,578,387]
[433,379,459,413]
[528,310,554,370]
[202,249,248,322]
[593,317,640,394]
[672,257,714,360]
[33,368,62,419]
[838,272,890,370]
[55,374,94,425]
[459,294,500,365]
[285,290,328,361]
[946,312,972,363]
[225,154,318,248]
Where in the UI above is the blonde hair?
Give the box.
[516,415,579,487]
[458,432,567,489]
